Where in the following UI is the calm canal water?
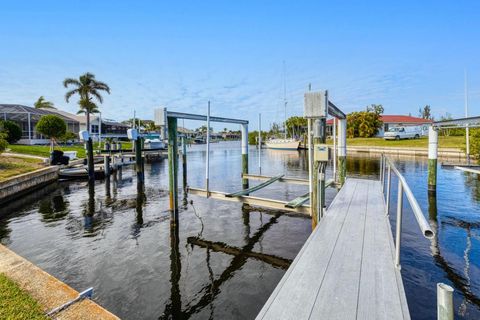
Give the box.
[1,141,479,319]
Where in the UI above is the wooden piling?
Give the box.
[428,126,438,193]
[312,120,321,229]
[168,117,179,213]
[182,136,187,193]
[135,137,144,182]
[86,137,95,183]
[104,155,111,177]
[338,118,347,186]
[241,123,249,190]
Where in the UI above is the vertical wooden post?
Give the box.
[338,118,347,186]
[320,117,327,214]
[168,117,179,213]
[428,126,438,193]
[307,119,313,217]
[206,101,211,194]
[104,155,110,177]
[87,137,95,183]
[241,123,249,190]
[312,120,321,229]
[182,136,187,193]
[135,137,144,182]
[333,117,337,182]
[258,113,262,175]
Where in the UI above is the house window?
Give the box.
[91,125,99,133]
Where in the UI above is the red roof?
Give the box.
[327,115,432,125]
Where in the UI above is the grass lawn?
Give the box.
[327,136,466,149]
[0,156,45,181]
[8,142,133,159]
[0,273,48,320]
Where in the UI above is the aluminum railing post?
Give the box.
[395,180,403,269]
[386,164,391,215]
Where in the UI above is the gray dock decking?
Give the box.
[257,178,410,320]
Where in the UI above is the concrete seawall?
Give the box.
[0,166,59,205]
[346,146,464,159]
[0,245,119,320]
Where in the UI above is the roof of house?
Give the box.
[0,104,79,122]
[327,115,432,125]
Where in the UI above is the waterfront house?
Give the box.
[51,110,129,141]
[0,104,80,145]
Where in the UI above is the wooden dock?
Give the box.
[257,178,410,320]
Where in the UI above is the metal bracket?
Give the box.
[46,287,94,317]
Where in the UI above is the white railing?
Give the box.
[379,154,434,269]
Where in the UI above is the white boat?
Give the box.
[265,138,300,150]
[266,62,301,151]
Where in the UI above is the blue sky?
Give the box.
[1,1,479,130]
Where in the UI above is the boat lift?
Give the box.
[160,91,347,226]
[427,115,480,193]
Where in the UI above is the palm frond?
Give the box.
[63,78,81,88]
[90,90,104,104]
[65,89,80,103]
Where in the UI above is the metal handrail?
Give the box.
[379,154,434,268]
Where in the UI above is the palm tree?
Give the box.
[34,96,55,109]
[145,122,157,132]
[63,72,110,133]
[77,97,100,117]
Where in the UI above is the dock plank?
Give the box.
[309,179,369,319]
[257,179,359,320]
[257,178,410,320]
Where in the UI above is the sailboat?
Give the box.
[266,62,301,150]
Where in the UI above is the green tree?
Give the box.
[0,123,8,153]
[76,97,100,121]
[248,130,268,145]
[366,104,384,115]
[346,111,383,138]
[0,120,22,143]
[421,105,432,120]
[285,116,307,138]
[34,96,55,109]
[470,128,480,162]
[63,72,110,134]
[60,131,77,145]
[35,115,67,151]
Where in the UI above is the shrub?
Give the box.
[35,115,66,151]
[346,111,383,138]
[0,120,22,143]
[470,128,480,161]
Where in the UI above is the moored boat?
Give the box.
[265,138,300,150]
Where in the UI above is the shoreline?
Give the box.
[0,245,119,320]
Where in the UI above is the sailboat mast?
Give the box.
[283,61,287,139]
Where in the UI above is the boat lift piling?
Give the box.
[428,115,480,193]
[206,101,211,195]
[156,107,250,213]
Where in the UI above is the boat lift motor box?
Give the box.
[314,144,331,162]
[127,129,139,140]
[304,91,328,119]
[78,130,89,142]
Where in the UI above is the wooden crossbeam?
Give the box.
[188,188,310,215]
[242,173,309,185]
[284,179,335,209]
[455,166,480,174]
[226,174,285,197]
